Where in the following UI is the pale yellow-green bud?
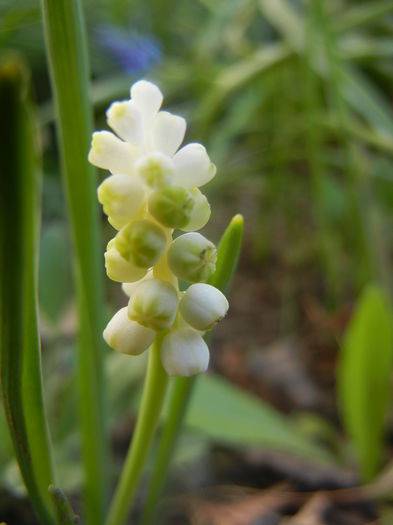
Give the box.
[105,240,147,283]
[135,151,174,189]
[103,307,155,355]
[114,219,166,268]
[179,283,229,331]
[160,327,209,376]
[167,232,217,283]
[97,174,145,228]
[182,188,211,232]
[148,186,194,228]
[128,279,178,331]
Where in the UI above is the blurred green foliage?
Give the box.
[1,0,393,517]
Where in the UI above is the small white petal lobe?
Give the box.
[130,80,163,126]
[106,100,143,145]
[151,111,186,157]
[173,143,215,188]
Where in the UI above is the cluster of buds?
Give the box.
[88,80,228,376]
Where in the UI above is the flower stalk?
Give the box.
[105,336,168,525]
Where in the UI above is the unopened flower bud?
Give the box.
[135,151,174,189]
[179,283,229,331]
[103,307,155,355]
[160,327,209,376]
[97,174,145,228]
[167,232,217,283]
[114,219,166,268]
[148,186,194,228]
[128,279,178,331]
[182,188,211,231]
[105,240,147,283]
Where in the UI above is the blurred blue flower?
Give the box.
[98,26,161,75]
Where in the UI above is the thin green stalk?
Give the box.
[304,2,341,304]
[106,337,169,525]
[316,0,377,289]
[40,2,108,524]
[141,377,194,525]
[141,215,244,525]
[0,57,56,525]
[335,0,393,33]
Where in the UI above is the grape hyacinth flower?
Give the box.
[89,80,228,376]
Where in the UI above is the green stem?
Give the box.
[106,337,169,525]
[316,0,377,289]
[304,1,341,305]
[141,377,194,525]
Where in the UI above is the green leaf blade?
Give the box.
[40,1,109,523]
[338,285,393,481]
[0,56,56,525]
[186,374,332,463]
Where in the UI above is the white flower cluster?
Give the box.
[88,80,228,376]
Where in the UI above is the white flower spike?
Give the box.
[89,79,228,376]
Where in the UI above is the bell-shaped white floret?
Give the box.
[97,174,145,224]
[105,240,147,283]
[104,307,155,355]
[106,100,143,145]
[172,143,216,188]
[128,279,178,331]
[150,111,186,157]
[130,80,163,126]
[167,232,217,283]
[180,283,229,331]
[135,151,174,189]
[88,131,136,174]
[160,327,209,376]
[181,188,211,232]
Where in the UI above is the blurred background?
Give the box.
[2,0,393,523]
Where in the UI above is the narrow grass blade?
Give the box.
[335,0,393,33]
[141,214,244,525]
[316,0,378,289]
[40,2,108,523]
[258,0,304,51]
[304,1,341,303]
[198,44,292,132]
[49,485,79,525]
[337,286,393,481]
[0,56,56,525]
[340,66,393,137]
